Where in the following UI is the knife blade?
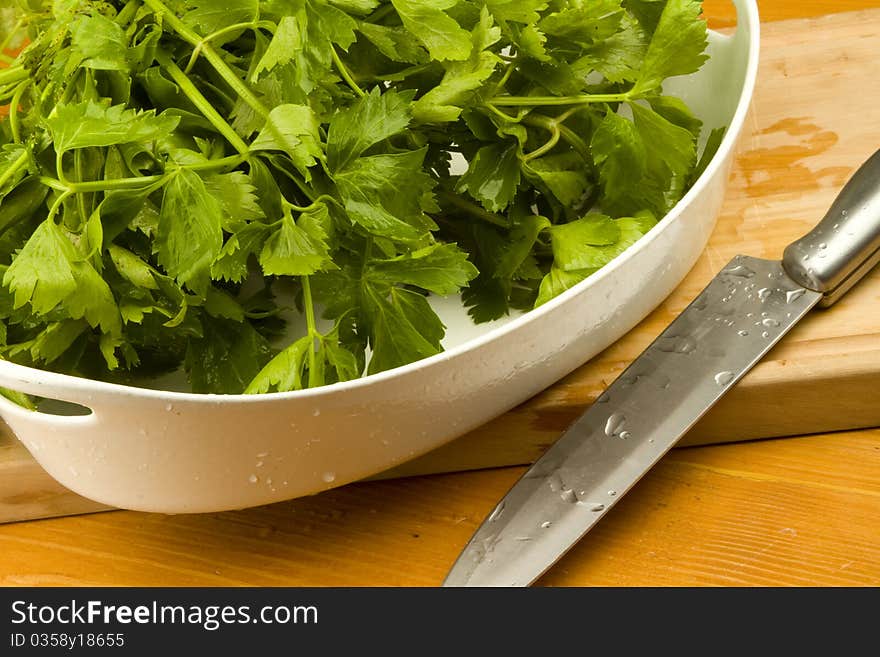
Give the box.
[443,148,880,587]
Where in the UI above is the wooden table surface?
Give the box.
[2,0,880,588]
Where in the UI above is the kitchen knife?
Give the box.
[443,149,880,587]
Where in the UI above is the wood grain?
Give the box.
[1,428,877,586]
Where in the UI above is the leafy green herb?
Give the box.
[0,0,717,395]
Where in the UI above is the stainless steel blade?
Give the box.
[443,255,822,587]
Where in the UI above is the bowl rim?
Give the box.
[0,0,762,406]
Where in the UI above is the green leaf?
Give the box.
[549,214,620,270]
[47,101,179,152]
[204,171,266,228]
[250,104,324,178]
[538,0,624,47]
[357,22,428,64]
[412,7,502,124]
[259,205,332,276]
[390,0,472,61]
[211,221,272,283]
[69,13,129,71]
[577,13,647,83]
[536,266,594,306]
[182,0,258,38]
[4,219,76,314]
[364,285,443,374]
[591,109,657,216]
[28,321,88,364]
[186,317,273,394]
[649,95,703,137]
[550,212,657,272]
[245,334,312,393]
[457,142,521,213]
[3,220,120,333]
[342,199,426,244]
[253,15,302,78]
[524,153,592,208]
[327,88,414,171]
[494,213,551,280]
[155,169,224,295]
[691,126,726,185]
[367,243,478,295]
[631,102,697,210]
[329,0,380,13]
[630,0,709,98]
[484,0,548,24]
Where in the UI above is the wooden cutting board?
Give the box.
[2,9,880,523]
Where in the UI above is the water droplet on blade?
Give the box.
[618,430,631,440]
[714,371,735,386]
[604,413,626,437]
[738,330,749,337]
[488,501,505,522]
[541,521,552,529]
[762,318,780,327]
[786,289,806,303]
[757,288,772,301]
[590,504,605,512]
[560,489,578,504]
[725,264,755,278]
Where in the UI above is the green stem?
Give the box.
[301,275,319,385]
[489,92,630,107]
[0,65,28,88]
[115,0,141,27]
[366,4,395,23]
[331,47,365,98]
[38,154,246,195]
[523,113,592,163]
[522,123,559,162]
[439,190,508,228]
[157,52,250,155]
[142,0,269,118]
[0,150,28,190]
[74,149,89,224]
[184,20,276,74]
[8,81,27,143]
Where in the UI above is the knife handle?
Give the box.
[782,149,880,306]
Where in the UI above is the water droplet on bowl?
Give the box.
[322,471,336,483]
[248,474,258,484]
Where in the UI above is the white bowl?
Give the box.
[0,0,760,513]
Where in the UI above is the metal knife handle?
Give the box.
[782,149,880,306]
